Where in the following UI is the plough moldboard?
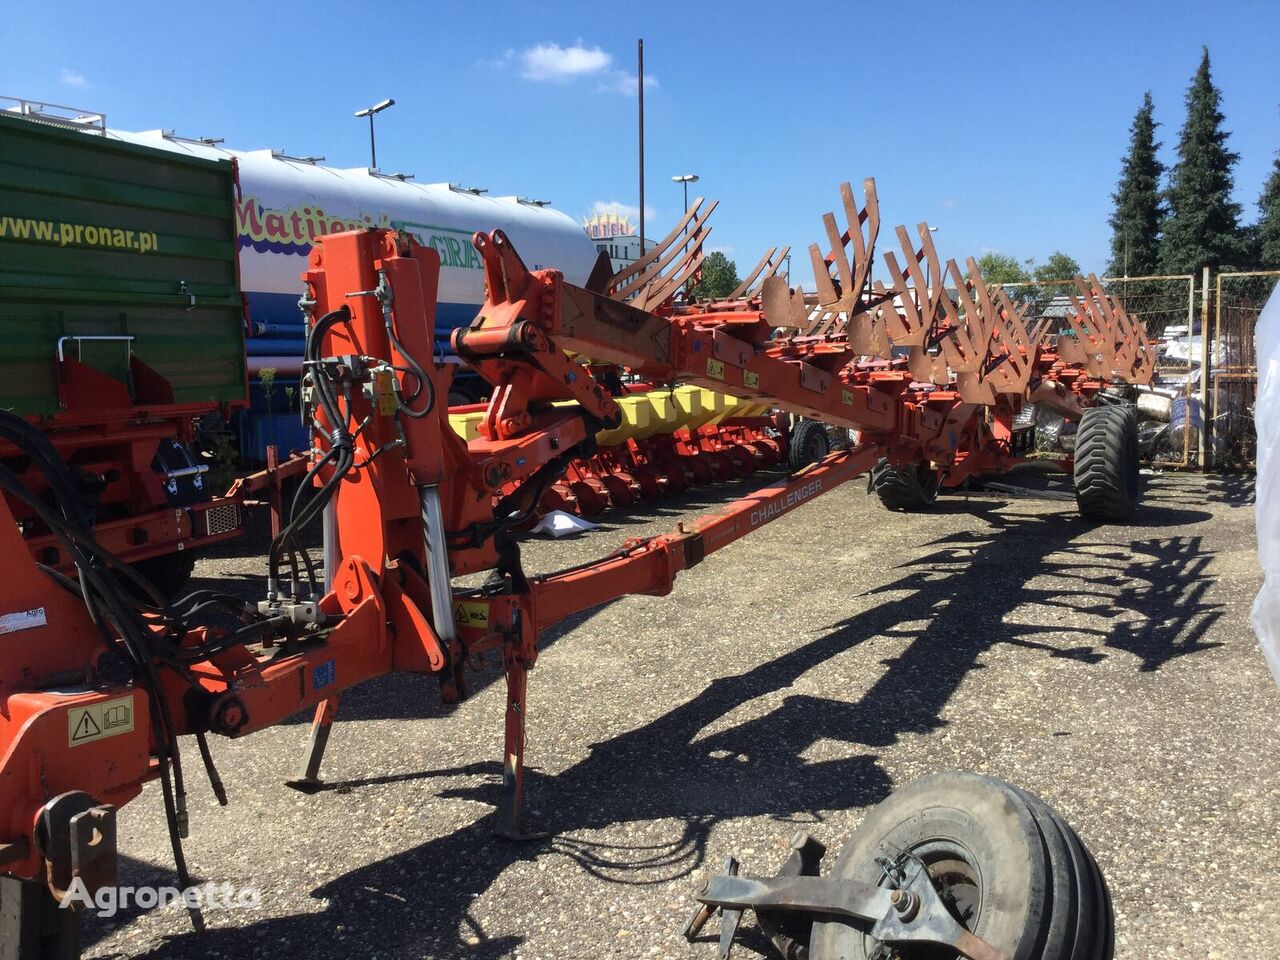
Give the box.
[0,177,1151,960]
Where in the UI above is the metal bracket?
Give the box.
[689,847,1009,960]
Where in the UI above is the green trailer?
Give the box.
[0,108,249,591]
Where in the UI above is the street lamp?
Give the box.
[354,98,395,170]
[671,173,699,214]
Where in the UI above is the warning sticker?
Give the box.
[68,697,135,747]
[743,370,760,388]
[706,358,725,381]
[453,600,489,630]
[841,389,854,406]
[0,608,46,635]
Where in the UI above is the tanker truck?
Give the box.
[107,126,599,461]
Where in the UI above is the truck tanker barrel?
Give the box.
[108,128,600,456]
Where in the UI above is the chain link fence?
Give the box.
[1212,271,1280,469]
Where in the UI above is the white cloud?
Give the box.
[597,71,659,96]
[979,245,1000,255]
[60,69,87,87]
[707,245,735,256]
[520,42,611,82]
[942,197,957,209]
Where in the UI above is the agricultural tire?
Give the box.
[869,459,941,512]
[788,419,830,469]
[1073,405,1139,522]
[809,771,1113,960]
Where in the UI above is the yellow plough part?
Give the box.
[446,385,769,447]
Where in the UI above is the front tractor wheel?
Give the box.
[1073,405,1140,522]
[869,459,941,512]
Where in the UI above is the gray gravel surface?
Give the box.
[83,469,1276,959]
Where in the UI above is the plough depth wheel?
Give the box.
[788,420,831,470]
[869,459,942,512]
[691,772,1112,960]
[1073,405,1140,523]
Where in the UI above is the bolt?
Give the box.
[890,889,919,921]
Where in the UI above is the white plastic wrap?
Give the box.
[1251,282,1280,685]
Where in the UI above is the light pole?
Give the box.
[783,253,791,286]
[354,98,395,170]
[671,173,699,214]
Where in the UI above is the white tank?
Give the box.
[107,129,599,374]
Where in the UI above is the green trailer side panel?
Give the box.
[0,113,247,418]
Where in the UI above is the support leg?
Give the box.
[496,654,545,840]
[285,695,341,793]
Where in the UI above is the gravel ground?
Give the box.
[82,468,1276,959]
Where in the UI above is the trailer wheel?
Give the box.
[788,420,830,469]
[1073,405,1139,522]
[869,459,941,512]
[809,772,1113,960]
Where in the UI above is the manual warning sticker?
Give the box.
[453,600,489,630]
[0,608,46,635]
[68,697,135,747]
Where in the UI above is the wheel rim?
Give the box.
[861,842,983,960]
[806,433,828,463]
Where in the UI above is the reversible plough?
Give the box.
[0,178,1153,960]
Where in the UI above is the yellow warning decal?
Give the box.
[453,600,489,629]
[841,389,854,406]
[68,696,134,747]
[706,358,725,380]
[743,370,760,388]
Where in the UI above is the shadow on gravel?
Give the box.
[95,490,1218,959]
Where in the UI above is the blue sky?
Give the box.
[5,0,1279,283]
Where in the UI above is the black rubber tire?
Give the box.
[869,459,942,512]
[128,548,198,600]
[809,772,1113,960]
[1073,405,1139,522]
[788,419,830,470]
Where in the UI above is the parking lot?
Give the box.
[86,470,1276,959]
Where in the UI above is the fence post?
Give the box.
[1200,266,1210,470]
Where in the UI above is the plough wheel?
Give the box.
[810,772,1113,960]
[788,419,830,469]
[1073,404,1139,523]
[869,459,941,512]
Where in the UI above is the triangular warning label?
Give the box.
[71,711,101,742]
[454,603,469,622]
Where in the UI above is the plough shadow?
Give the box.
[96,490,1219,959]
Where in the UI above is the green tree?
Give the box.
[1258,142,1280,269]
[690,251,740,300]
[975,252,1032,286]
[1107,92,1165,277]
[1034,251,1083,284]
[1159,48,1247,272]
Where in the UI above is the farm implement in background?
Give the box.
[0,177,1150,959]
